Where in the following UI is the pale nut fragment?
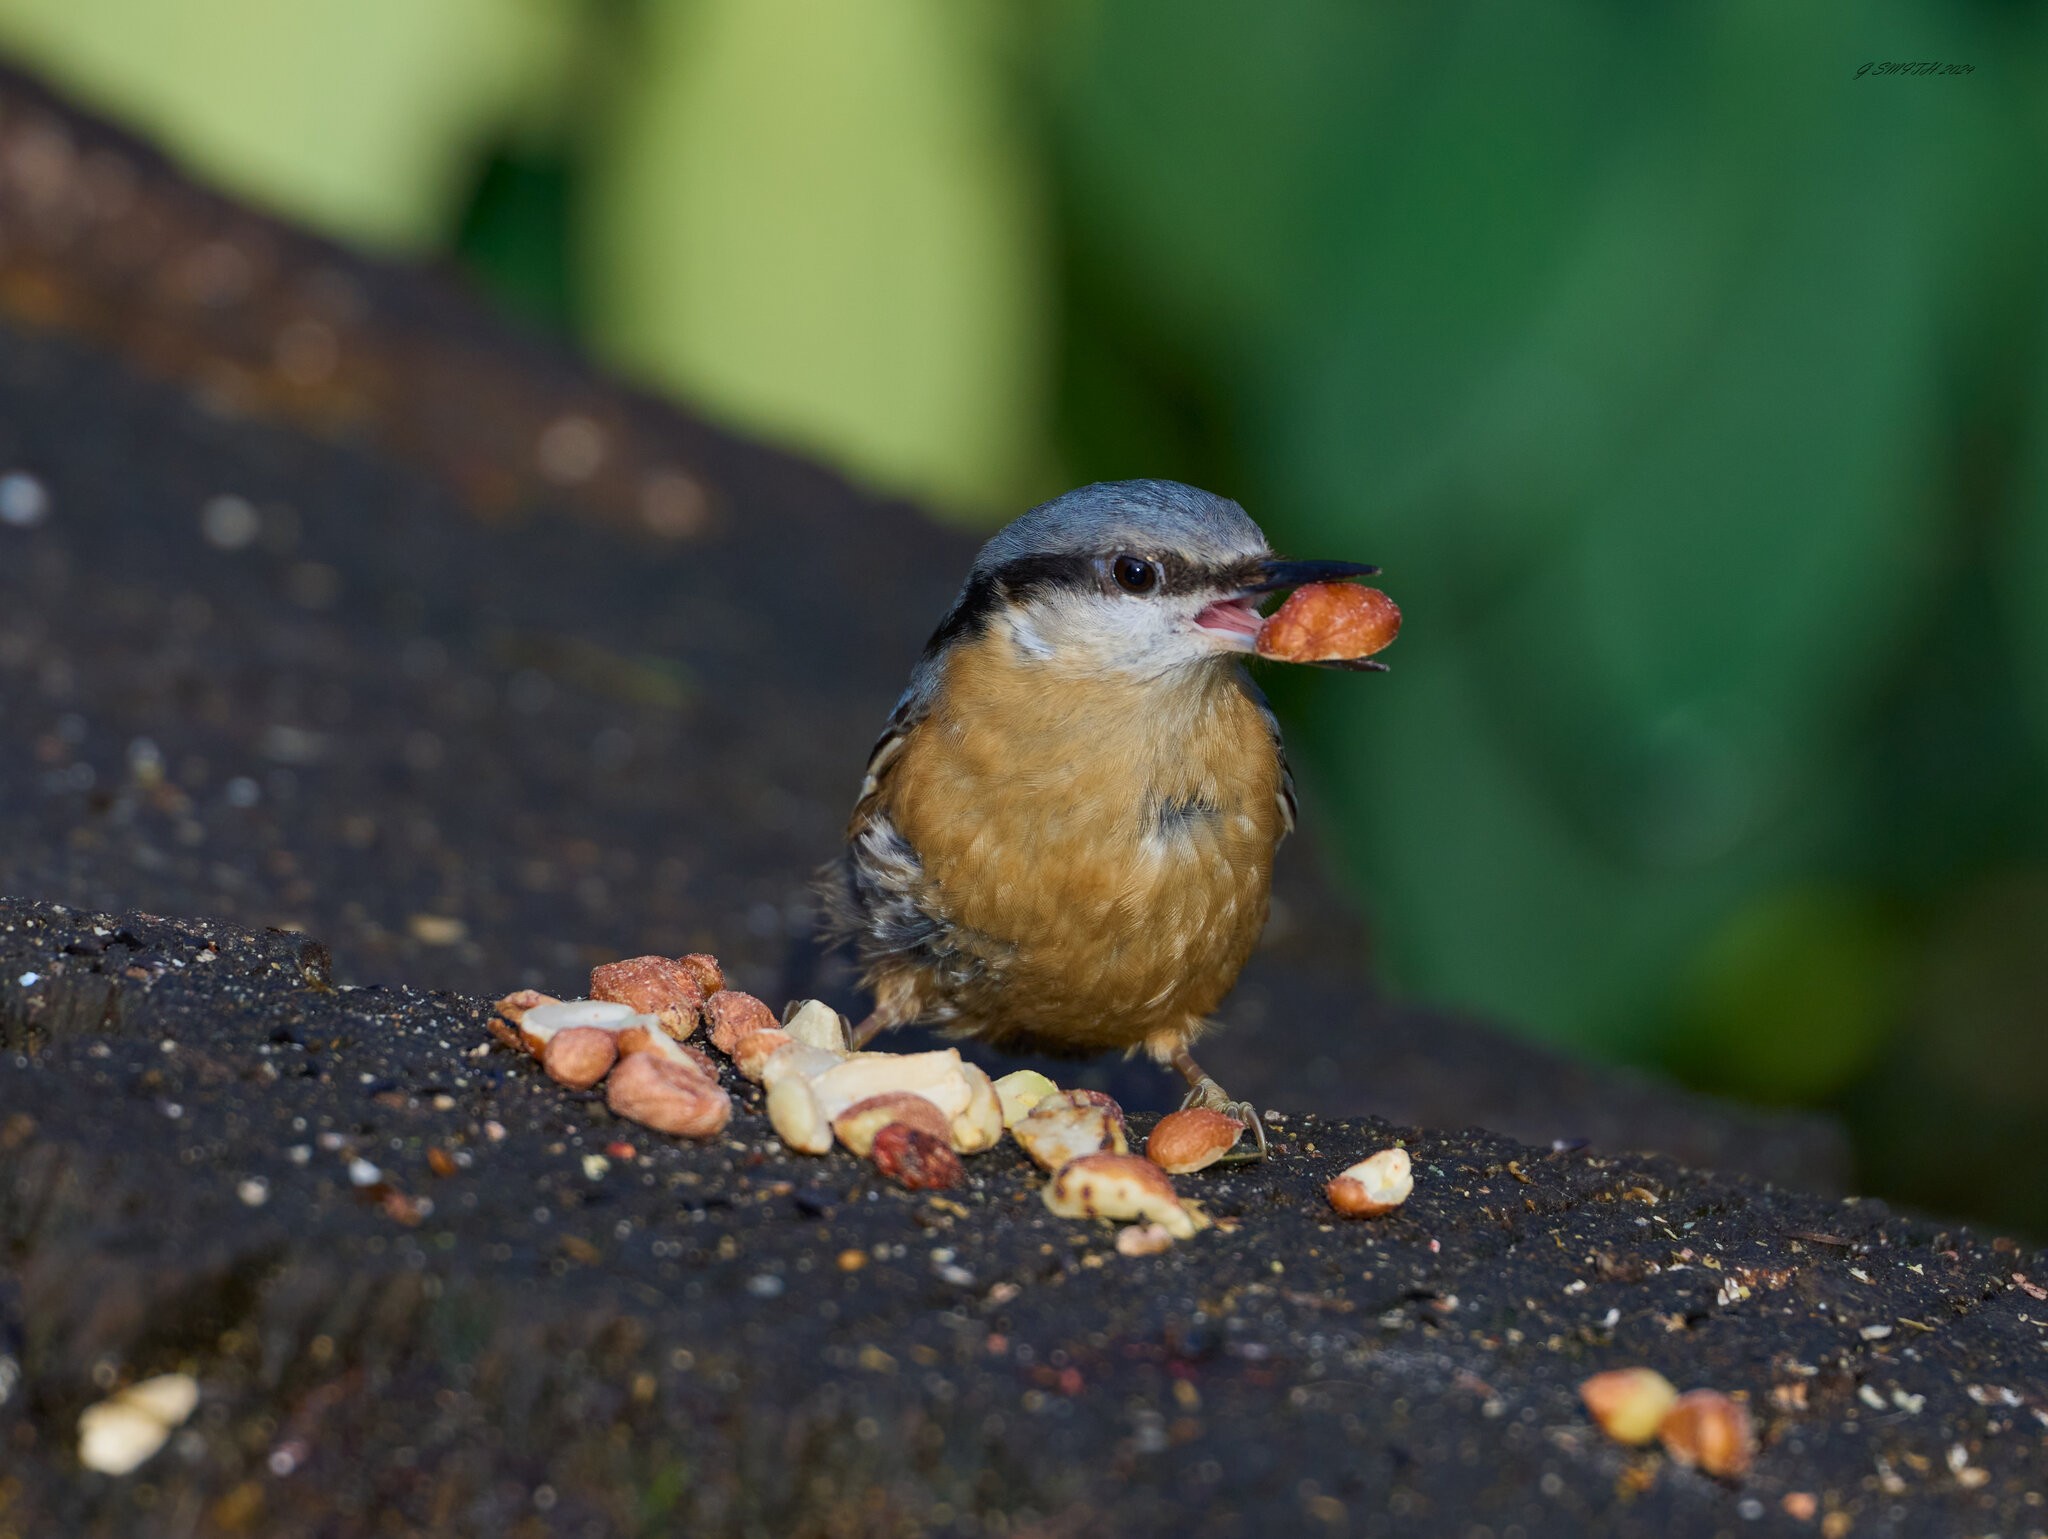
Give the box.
[1659,1389,1754,1479]
[993,1069,1059,1128]
[542,1026,619,1091]
[1326,1146,1413,1217]
[676,952,725,996]
[1115,1222,1176,1257]
[1055,1089,1129,1146]
[590,955,704,1041]
[761,1041,843,1091]
[782,998,851,1053]
[811,1049,972,1121]
[1146,1108,1244,1174]
[605,1051,731,1139]
[766,1073,834,1155]
[1580,1367,1679,1446]
[1013,1092,1128,1172]
[833,1092,952,1156]
[515,999,641,1056]
[730,1028,795,1083]
[77,1373,200,1476]
[950,1063,1004,1154]
[1045,1153,1203,1239]
[704,989,778,1055]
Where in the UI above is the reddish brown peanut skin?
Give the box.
[869,1123,964,1190]
[729,1027,795,1081]
[1325,1175,1400,1218]
[676,953,725,996]
[485,1015,527,1055]
[605,1052,731,1139]
[704,989,779,1055]
[493,989,560,1029]
[590,956,705,1040]
[1659,1390,1754,1479]
[1256,583,1401,663]
[1145,1108,1244,1173]
[489,989,560,1055]
[833,1093,953,1156]
[541,1026,618,1091]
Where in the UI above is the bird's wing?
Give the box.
[1238,670,1296,840]
[855,683,926,812]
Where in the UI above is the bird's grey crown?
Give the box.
[970,480,1269,576]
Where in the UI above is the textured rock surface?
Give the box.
[3,898,2045,1537]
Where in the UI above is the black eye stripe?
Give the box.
[921,548,1253,658]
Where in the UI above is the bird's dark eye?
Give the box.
[1111,554,1160,594]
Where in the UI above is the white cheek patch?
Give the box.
[1016,591,1213,679]
[1003,608,1054,660]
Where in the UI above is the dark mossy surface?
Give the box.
[3,898,2045,1538]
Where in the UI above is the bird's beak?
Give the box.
[1239,558,1379,595]
[1195,557,1382,649]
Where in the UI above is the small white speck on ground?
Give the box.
[0,471,50,528]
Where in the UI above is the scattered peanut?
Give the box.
[614,1016,697,1067]
[730,1028,796,1082]
[993,1069,1059,1127]
[513,999,641,1056]
[1580,1367,1679,1446]
[542,1025,619,1090]
[1659,1389,1754,1479]
[1146,1108,1243,1173]
[761,1041,843,1090]
[676,952,725,996]
[590,955,704,1040]
[1013,1091,1129,1172]
[766,1073,834,1155]
[1326,1147,1413,1217]
[812,1049,974,1122]
[782,999,851,1053]
[704,989,778,1054]
[1045,1153,1203,1239]
[77,1374,200,1476]
[833,1092,952,1157]
[870,1122,964,1190]
[489,989,561,1052]
[950,1064,1004,1154]
[605,1051,731,1139]
[1115,1222,1176,1257]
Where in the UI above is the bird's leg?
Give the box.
[1166,1044,1268,1161]
[849,1012,888,1049]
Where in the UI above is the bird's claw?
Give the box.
[1180,1077,1269,1162]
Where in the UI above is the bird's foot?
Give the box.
[1180,1077,1268,1162]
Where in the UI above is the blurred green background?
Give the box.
[4,0,2045,1228]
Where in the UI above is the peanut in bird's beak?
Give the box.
[1193,557,1379,649]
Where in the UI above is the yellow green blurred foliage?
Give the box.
[580,1,1050,516]
[0,0,578,247]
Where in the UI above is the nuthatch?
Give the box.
[823,480,1377,1156]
